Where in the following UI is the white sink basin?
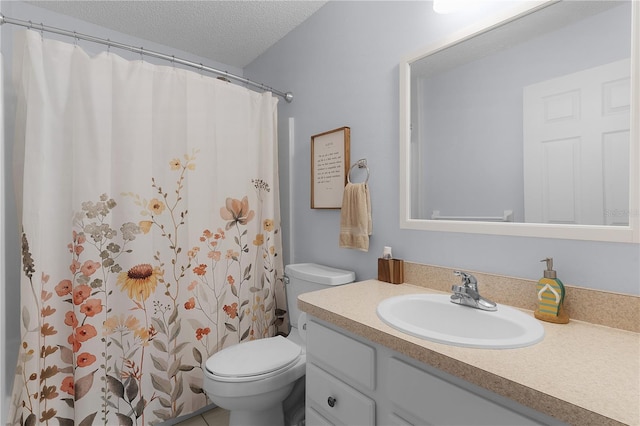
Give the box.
[377,294,544,349]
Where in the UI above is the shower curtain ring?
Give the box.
[73,31,78,46]
[39,22,44,40]
[106,38,111,54]
[140,47,144,61]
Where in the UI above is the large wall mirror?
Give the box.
[399,0,639,242]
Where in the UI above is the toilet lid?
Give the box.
[205,336,302,378]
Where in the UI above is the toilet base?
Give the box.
[283,376,305,426]
[229,405,284,426]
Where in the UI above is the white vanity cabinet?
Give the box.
[305,318,562,426]
[305,319,376,425]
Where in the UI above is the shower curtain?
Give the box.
[8,30,286,426]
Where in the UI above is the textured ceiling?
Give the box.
[25,1,327,68]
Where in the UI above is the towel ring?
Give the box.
[348,159,370,184]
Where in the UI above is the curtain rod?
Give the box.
[0,14,294,103]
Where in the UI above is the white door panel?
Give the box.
[524,59,630,225]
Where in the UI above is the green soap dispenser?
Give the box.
[534,258,569,324]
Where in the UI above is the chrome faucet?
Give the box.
[450,271,497,311]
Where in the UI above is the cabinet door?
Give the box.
[388,413,416,426]
[387,357,542,425]
[307,320,375,390]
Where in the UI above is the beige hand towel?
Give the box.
[339,182,372,251]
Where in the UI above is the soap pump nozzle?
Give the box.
[541,257,557,279]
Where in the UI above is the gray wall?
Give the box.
[245,1,640,295]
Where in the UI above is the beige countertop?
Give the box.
[298,280,640,426]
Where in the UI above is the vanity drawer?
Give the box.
[307,320,375,390]
[307,363,375,426]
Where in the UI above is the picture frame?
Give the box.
[311,126,351,209]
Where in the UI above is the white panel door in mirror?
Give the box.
[523,59,630,226]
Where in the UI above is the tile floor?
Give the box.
[175,407,230,426]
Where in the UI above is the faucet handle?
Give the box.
[454,270,477,287]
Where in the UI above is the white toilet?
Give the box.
[202,263,355,426]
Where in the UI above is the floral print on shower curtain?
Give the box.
[9,30,285,426]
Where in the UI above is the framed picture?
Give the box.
[311,126,350,209]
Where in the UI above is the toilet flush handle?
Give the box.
[327,396,336,408]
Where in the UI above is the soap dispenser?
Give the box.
[534,258,569,324]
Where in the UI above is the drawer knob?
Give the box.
[327,396,337,408]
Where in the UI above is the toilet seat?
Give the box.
[205,336,302,383]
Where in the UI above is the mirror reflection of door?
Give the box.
[523,58,630,226]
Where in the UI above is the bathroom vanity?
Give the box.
[299,280,639,426]
[305,318,554,425]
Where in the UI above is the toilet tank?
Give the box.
[284,263,355,329]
